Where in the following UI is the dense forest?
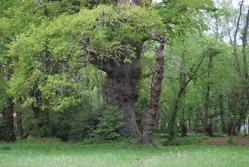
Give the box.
[0,0,249,147]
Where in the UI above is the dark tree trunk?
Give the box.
[82,0,144,140]
[242,9,249,83]
[232,0,244,75]
[219,94,226,134]
[169,99,179,140]
[89,39,145,140]
[179,53,187,138]
[180,110,188,137]
[105,58,142,139]
[16,109,23,139]
[247,118,249,134]
[143,39,165,145]
[14,98,24,139]
[1,97,16,142]
[203,54,214,136]
[203,84,211,135]
[188,114,191,133]
[169,51,205,140]
[227,92,240,136]
[241,9,249,126]
[31,88,50,137]
[32,105,50,137]
[239,90,247,132]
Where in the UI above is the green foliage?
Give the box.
[6,4,165,112]
[160,0,214,39]
[51,104,101,141]
[48,103,125,141]
[9,4,165,63]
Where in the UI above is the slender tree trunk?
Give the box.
[168,51,206,140]
[241,9,249,119]
[203,55,213,136]
[31,87,50,137]
[227,92,240,136]
[169,99,180,140]
[143,39,165,145]
[203,84,211,135]
[188,115,191,134]
[168,51,186,140]
[242,9,249,82]
[219,94,226,134]
[1,97,16,142]
[180,110,187,137]
[14,98,24,139]
[247,118,249,134]
[233,0,244,75]
[16,109,23,139]
[179,54,187,137]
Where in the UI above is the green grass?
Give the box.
[0,138,249,167]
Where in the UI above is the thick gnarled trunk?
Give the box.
[90,0,165,143]
[143,39,165,145]
[105,59,142,139]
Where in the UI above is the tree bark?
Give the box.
[105,58,142,139]
[1,97,16,142]
[16,109,23,139]
[241,9,249,125]
[168,51,205,140]
[31,87,51,137]
[88,34,145,139]
[143,38,165,145]
[179,52,187,137]
[180,109,187,137]
[233,0,244,75]
[227,91,240,136]
[203,54,214,136]
[219,94,226,134]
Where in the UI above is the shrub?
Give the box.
[95,105,125,140]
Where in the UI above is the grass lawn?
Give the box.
[0,138,249,167]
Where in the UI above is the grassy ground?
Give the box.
[0,138,249,167]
